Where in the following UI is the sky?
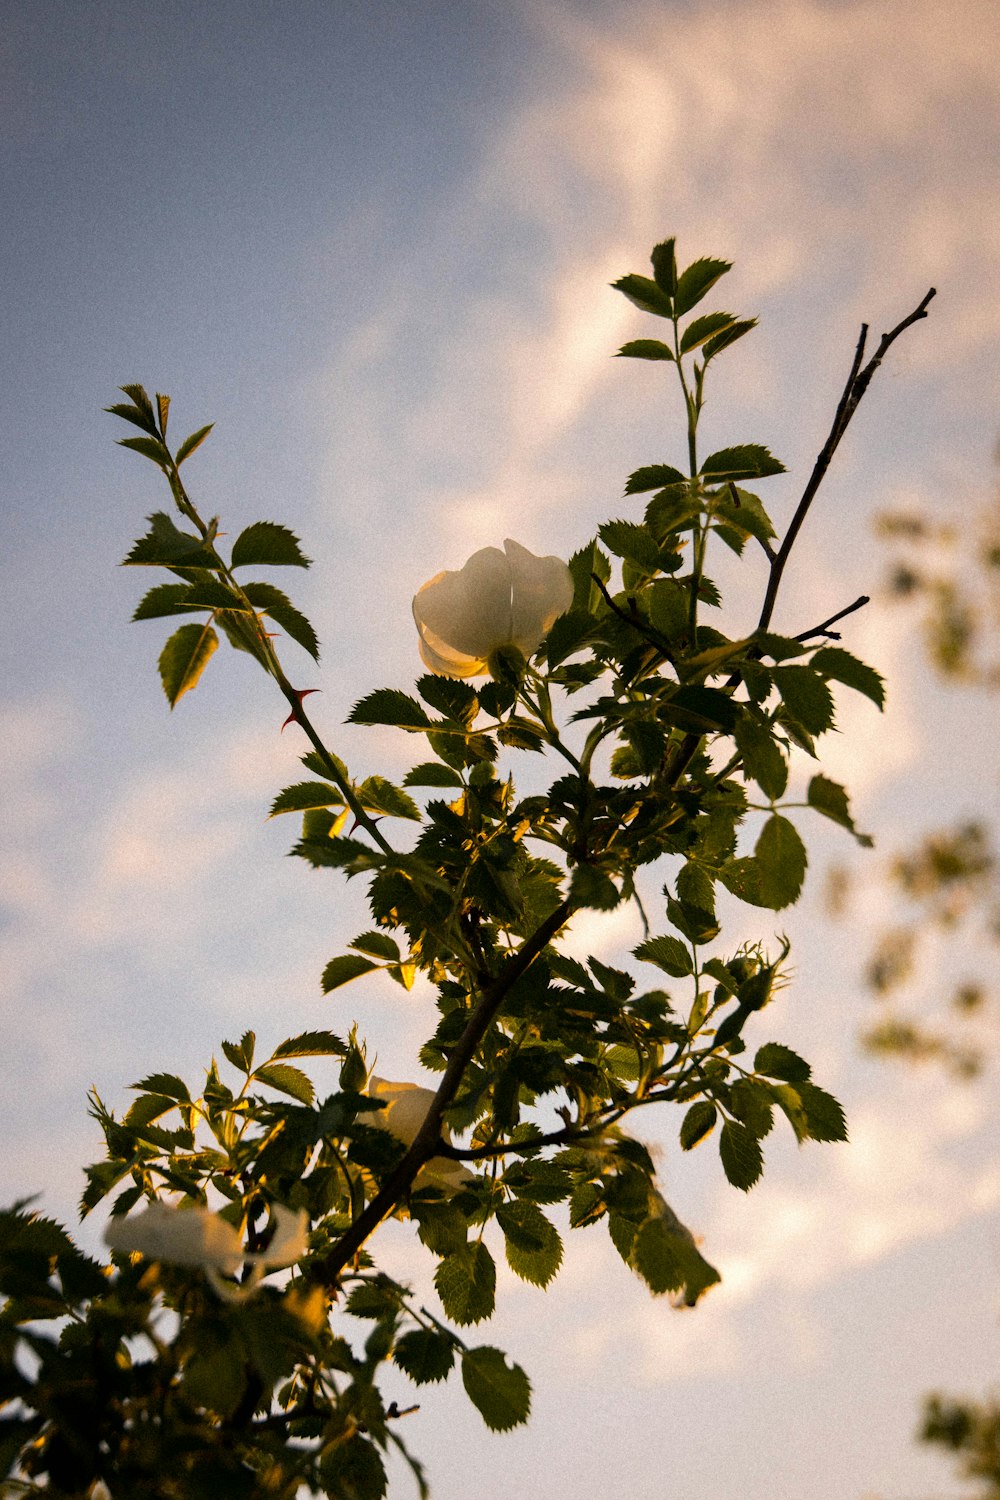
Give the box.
[2,1,999,1497]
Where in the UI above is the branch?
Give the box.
[756,287,935,635]
[794,593,870,642]
[315,897,574,1285]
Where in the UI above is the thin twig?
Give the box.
[756,287,935,635]
[592,572,677,663]
[794,594,870,642]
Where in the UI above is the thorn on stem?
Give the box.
[281,689,320,733]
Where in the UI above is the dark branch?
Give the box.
[756,287,935,635]
[795,594,870,642]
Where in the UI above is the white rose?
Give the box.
[412,538,574,677]
[357,1075,476,1193]
[104,1200,308,1301]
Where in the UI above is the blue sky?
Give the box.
[2,3,998,1497]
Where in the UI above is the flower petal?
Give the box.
[412,548,512,659]
[104,1201,243,1273]
[504,539,574,653]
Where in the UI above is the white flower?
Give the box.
[356,1076,476,1194]
[104,1200,308,1301]
[412,538,574,677]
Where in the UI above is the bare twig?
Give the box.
[794,594,870,642]
[756,287,936,635]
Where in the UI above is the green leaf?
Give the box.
[272,1030,347,1059]
[634,934,692,977]
[403,761,464,788]
[734,711,788,800]
[461,1346,532,1432]
[674,256,731,316]
[118,434,171,469]
[631,1216,720,1304]
[719,1119,764,1190]
[174,423,214,465]
[132,582,203,621]
[702,317,758,361]
[616,339,675,361]
[796,1082,848,1142]
[222,1030,255,1072]
[349,689,433,730]
[181,578,249,612]
[132,1072,191,1101]
[496,1201,563,1288]
[612,273,673,318]
[417,674,478,722]
[701,445,786,482]
[569,864,620,910]
[680,1101,717,1150]
[393,1328,455,1385]
[718,814,807,910]
[123,511,221,569]
[811,646,885,709]
[322,954,379,992]
[158,621,218,707]
[660,684,740,734]
[230,521,311,569]
[650,238,677,295]
[713,488,776,546]
[754,1043,811,1082]
[269,781,343,817]
[320,1435,387,1499]
[350,931,401,962]
[434,1242,496,1325]
[730,1079,775,1138]
[625,463,687,495]
[773,665,835,735]
[357,775,421,821]
[241,582,319,661]
[107,386,158,435]
[807,774,872,846]
[253,1063,314,1105]
[680,311,738,354]
[599,520,661,572]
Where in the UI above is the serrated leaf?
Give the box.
[680,311,738,354]
[357,775,421,821]
[241,582,319,661]
[674,256,732,316]
[157,392,171,438]
[631,1215,720,1304]
[158,622,218,707]
[713,488,777,545]
[221,1030,255,1072]
[349,689,433,730]
[496,1201,563,1288]
[394,1328,455,1385]
[322,954,378,992]
[754,1043,811,1082]
[701,445,786,482]
[403,760,464,788]
[461,1346,531,1432]
[569,864,620,910]
[434,1242,496,1325]
[796,1082,848,1142]
[123,511,220,569]
[599,520,661,572]
[253,1063,314,1105]
[810,646,885,709]
[719,1119,763,1190]
[417,674,478,723]
[269,781,343,817]
[734,711,788,800]
[616,339,675,361]
[650,238,677,295]
[272,1030,347,1059]
[131,1072,191,1101]
[230,521,312,570]
[107,389,158,435]
[182,578,249,612]
[634,934,692,977]
[624,463,688,496]
[350,931,401,962]
[611,273,673,318]
[773,665,835,735]
[132,583,204,621]
[807,774,872,845]
[680,1101,717,1150]
[118,434,171,469]
[717,814,807,910]
[174,424,214,466]
[702,317,758,361]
